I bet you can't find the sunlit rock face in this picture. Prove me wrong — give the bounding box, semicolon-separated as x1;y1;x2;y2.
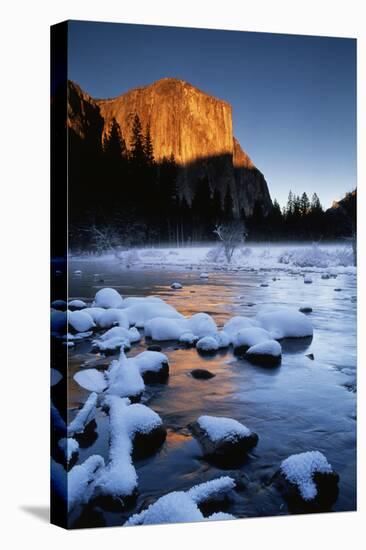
68;78;272;216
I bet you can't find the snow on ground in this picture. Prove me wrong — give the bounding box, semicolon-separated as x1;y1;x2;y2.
280;451;334;501
70;243;355;274
196;415;251;442
125;476;235;526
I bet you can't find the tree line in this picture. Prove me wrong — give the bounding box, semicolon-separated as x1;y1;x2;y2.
68;114;355;252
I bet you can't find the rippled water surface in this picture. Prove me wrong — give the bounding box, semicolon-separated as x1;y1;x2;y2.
66;260;357;526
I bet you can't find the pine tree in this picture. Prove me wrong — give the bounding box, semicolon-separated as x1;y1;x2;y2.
103;118;126;158
300;192;310;217
130;114;145;166
286;190;294;217
144;124;154;166
223;186;234;221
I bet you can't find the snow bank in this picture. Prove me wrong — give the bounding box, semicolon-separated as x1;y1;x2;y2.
256;308;313;339
93;288;123;308
196;416;251;442
68;455;105;510
68;392;98;436
68;310;95;332
280;451;334;501
125;476;235;526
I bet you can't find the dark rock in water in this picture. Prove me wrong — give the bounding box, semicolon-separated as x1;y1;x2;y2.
189;421;258;468
244;352;282;367
299;306;313;313
93;490;137;513
147;344;162;352
170;282;183;289
260;283;269;287
273;470;339;513
321;273;331;280
190;369;216;380
51;299;67;311
334;288;342;292
132;425;167;460
246;302;255;307
73;419;98;448
306;353;315;360
141;362;169;384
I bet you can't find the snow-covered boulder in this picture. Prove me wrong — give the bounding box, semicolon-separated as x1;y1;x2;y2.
51;368;62;387
93;288;123;309
189;313;217;338
68;310;95;333
68;392;98;437
171;282;183;289
196;336;219;354
133;351;169;383
68;455;105;512
82;307;105;324
304;275;313;284
58;437;79;467
233;327;272;355
124;301;183;328
245;340;282;367
68;299;87;311
190;415;258;466
51;299;67;311
125;476;236;526
92;326;140;353
97;308;129;329
145;317;185;341
105;353;145;401
256;308;313;339
200;272;209;279
94;396;165;509
179;332;198;346
274;451;339;511
223;316;257;341
214;331;231;348
74;369;108;393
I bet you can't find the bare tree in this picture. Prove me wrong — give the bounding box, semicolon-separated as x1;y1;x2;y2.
88;223;126;259
213;220;247;263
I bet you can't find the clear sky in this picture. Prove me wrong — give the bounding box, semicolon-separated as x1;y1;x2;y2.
68;20;356;209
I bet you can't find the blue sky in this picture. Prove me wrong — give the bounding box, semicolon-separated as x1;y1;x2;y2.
68;20;356;209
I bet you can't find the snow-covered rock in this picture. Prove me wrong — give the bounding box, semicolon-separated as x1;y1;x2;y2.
83;307;106;324
68;310;95;333
92;326;140;353
200;272;209;278
74;369;108;393
189;313;217;338
275;451;339;510
214;331;231;348
190;415;258;465
68;299;87;311
145;317;185;341
68;392;98;436
58;437;79;465
304;275;313;284
133;350;169;383
179;332;198;346
223;316;257;341
93;288;123;309
68;455;105;511
256;308;313;339
233;327;272;355
171;282;183;289
105;353;145;400
97;308;129;329
51;299;67;310
124;301;183;328
245;340;282;367
51;368;62;387
125;476;235;526
196;336;219;353
94;396;165;508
